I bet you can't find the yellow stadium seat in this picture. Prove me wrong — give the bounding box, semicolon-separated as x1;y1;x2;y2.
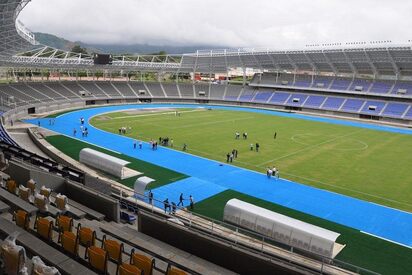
1;243;25;275
166;265;188;275
131;250;154;275
102;236;123;265
77;225;96;248
119;263;142;275
56;215;73;233
35;217;53;241
13;210;30;230
87;246;108;274
61;231;79;256
6;179;17;194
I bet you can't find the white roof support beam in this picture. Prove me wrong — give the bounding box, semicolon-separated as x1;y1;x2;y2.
364;49;379;78
342;51;358;76
387;49;400;78
321;51;338;75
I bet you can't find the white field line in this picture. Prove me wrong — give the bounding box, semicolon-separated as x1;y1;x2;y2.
170;145;412;209
361;231;412;249
171;116;255;129
91;112;411;209
95;113;223;127
280;171;412;208
291;134;369;151
258;129;365;166
107;108;204;120
96;115;255;131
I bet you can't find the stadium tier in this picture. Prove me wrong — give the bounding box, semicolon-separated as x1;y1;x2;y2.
0;80;411;122
252;72;412;97
0;1;411;274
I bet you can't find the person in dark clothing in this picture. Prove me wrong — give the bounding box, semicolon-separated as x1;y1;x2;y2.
226;153;230;163
256;143;260;152
274;132;277;139
163;198;170;213
148;190;153;204
177;193;184;206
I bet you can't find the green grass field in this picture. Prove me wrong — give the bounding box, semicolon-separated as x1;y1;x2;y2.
90;107;412;212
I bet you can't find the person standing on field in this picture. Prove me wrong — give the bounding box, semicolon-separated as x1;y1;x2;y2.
178;193;184;207
189;195;194;210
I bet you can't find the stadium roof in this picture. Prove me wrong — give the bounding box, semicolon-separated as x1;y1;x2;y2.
2;0;412;78
0;0;36;58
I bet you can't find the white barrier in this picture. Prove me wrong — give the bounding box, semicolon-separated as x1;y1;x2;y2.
224;199;341;258
79;148;129;179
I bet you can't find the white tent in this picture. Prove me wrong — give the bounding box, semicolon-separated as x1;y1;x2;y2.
134;176;155;197
79;148;130;179
224;199;341;258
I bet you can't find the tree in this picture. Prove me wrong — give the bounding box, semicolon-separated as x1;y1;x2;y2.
71;45;88;55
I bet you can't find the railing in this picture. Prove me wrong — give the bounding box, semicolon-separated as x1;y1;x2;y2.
115;184;380;275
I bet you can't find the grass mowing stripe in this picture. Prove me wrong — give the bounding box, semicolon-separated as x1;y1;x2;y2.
45;135;188;189
258;129;364;165
192;190;412;275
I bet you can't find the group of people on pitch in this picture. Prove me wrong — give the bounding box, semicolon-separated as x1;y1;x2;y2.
266;166;280;179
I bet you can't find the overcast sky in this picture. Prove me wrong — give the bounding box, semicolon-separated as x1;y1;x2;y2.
18;0;412;49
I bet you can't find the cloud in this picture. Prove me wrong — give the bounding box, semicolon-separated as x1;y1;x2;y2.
18;0;412;49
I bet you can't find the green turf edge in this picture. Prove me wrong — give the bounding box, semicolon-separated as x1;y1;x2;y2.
192;190;412;275
45;135;188;189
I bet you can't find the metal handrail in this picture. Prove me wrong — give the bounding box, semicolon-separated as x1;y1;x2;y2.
117;185;380;275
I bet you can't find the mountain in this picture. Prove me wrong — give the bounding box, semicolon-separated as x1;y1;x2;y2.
34;32;77;51
34;32;223;55
81;43;222;55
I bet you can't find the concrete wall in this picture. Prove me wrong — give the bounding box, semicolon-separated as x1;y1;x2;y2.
84;174;112;196
66;180;120;222
138;211;307;275
6;160;66;193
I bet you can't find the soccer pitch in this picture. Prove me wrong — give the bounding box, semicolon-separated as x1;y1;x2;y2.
90;107;412;212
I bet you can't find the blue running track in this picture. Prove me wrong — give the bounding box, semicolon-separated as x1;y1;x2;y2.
26;104;412;248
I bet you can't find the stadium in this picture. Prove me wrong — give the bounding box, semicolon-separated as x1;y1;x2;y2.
0;0;411;274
